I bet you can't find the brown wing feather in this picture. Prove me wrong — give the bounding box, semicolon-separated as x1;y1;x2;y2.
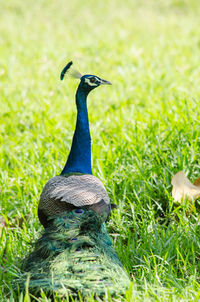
38;174;110;221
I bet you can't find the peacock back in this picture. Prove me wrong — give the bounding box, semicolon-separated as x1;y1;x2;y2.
38;174;111;227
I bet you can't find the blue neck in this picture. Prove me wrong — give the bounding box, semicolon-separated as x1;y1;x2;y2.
61;86;92;175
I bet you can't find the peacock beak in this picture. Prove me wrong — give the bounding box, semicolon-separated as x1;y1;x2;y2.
100;79;112;85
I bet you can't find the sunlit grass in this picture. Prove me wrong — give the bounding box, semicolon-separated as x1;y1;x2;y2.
1;0;200;300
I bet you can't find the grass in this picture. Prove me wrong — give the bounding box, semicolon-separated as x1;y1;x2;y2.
1;0;200;300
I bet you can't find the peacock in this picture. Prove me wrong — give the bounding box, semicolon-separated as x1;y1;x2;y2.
16;62;130;299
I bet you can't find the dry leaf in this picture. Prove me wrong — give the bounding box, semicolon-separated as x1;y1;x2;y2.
193;177;200;187
171;171;200;203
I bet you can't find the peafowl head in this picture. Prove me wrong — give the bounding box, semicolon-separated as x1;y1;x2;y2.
60;61;111;95
79;74;111;93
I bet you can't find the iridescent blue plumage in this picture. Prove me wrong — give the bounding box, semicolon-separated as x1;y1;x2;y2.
61;86;92;175
60;64;111;176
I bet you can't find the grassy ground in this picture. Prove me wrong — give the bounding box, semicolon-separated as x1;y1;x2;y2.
1;0;200;300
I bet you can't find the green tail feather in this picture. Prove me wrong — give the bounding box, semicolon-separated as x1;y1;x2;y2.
16;209;130;298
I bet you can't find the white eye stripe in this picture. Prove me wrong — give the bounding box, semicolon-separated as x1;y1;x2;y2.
84;78;98;86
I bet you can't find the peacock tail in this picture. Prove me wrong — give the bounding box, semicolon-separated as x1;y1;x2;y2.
16;209;130;298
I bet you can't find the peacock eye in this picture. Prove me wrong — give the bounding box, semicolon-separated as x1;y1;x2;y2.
90;77;96;83
74;209;84;214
